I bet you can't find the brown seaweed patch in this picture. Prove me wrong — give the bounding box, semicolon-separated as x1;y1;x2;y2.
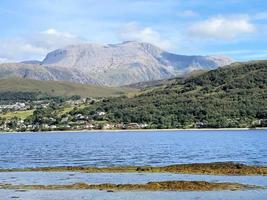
159;162;267;175
1;162;266;175
0;181;262;191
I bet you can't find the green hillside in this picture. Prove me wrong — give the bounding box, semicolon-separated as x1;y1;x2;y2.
76;60;267;128
0;78;138;99
126;70;207;89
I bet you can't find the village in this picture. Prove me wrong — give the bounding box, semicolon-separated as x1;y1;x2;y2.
0;97;266;133
0;98;149;132
0;119;149;132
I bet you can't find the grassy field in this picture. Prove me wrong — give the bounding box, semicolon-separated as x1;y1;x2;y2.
0;78;139;98
60;104;87;115
1;109;34;120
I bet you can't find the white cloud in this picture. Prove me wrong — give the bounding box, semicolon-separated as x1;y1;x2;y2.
0;29;84;62
0;38;47;62
30;28;85;51
176;10;198;17
119;22;171;50
188;16;255;40
254;12;267;20
0;57;11;63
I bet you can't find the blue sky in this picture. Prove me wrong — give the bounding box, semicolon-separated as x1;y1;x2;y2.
0;0;267;62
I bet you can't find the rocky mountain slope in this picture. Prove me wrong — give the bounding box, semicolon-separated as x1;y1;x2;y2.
0;63;100;85
0;41;233;86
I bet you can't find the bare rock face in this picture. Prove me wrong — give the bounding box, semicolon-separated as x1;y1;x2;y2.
0;63;100;85
1;41;233;86
42;41;233;86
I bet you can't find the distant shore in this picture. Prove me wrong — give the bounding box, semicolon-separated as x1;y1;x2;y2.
0;127;266;134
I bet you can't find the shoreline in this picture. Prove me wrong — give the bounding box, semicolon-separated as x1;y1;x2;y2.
0;127;266;134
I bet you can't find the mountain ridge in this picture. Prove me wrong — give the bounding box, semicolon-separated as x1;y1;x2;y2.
0;41;233;86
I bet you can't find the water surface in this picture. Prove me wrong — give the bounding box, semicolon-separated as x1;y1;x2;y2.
0;130;266;169
0;172;266;186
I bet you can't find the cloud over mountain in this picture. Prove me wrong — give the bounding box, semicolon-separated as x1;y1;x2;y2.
119;23;171;50
0;29;84;62
188;16;255;40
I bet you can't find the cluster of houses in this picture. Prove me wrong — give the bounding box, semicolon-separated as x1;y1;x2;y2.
0;102;30;112
0;98;98;113
0;121;149;132
66;98;100;106
0;101;51;113
258;119;267;127
0;120;32;132
0;109;149;132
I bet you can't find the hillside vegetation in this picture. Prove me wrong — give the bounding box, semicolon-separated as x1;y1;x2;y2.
0;78;137;100
76;61;267;128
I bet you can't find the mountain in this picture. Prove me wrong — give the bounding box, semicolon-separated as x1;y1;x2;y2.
0;77;137;99
41;41;232;86
0;41;233;86
79;60;267;128
20;60;42;65
0;63;100;85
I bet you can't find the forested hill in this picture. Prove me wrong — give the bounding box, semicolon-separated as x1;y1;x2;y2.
79;60;267;128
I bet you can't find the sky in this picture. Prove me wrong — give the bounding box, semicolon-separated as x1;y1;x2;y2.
0;0;267;62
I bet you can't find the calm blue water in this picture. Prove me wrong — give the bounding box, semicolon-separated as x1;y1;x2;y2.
0;130;266;169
